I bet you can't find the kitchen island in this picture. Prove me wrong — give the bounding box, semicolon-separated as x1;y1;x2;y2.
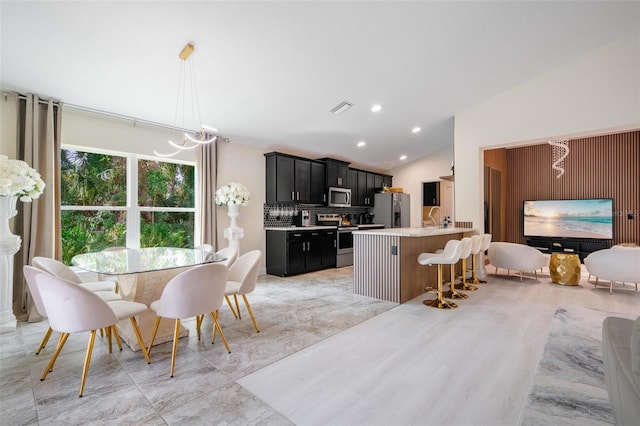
353;227;474;303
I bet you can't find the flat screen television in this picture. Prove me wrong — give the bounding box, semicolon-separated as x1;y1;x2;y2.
523;199;613;239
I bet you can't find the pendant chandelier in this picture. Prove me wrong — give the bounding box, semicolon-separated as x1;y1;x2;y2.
154;43;217;157
548;139;570;178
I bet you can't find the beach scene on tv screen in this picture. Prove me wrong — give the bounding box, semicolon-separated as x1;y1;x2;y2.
524;199;613;239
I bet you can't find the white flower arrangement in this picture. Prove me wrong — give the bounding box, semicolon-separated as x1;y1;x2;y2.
0;155;46;202
215;182;250;206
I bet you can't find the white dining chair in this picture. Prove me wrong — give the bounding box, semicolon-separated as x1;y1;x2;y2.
216;246;238;268
147;263;230;377
224;250;262;332
32;256;119;297
34;273;150;397
23;265;54;355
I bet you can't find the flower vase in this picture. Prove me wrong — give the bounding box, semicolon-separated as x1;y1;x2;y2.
0;195;22;332
227;203;240;230
223;203;244;255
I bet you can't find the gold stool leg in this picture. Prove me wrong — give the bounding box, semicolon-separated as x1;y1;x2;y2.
423;265;458;309
471;254;487;284
211;311;231;353
443;263;468;299
454;258;478;291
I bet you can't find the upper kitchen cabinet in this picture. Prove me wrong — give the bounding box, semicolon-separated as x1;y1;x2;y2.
320;158;350;188
265;152;324;204
351;169;393;206
309;161;326;204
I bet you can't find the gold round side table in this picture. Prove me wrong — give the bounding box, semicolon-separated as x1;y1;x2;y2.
549;253;581;286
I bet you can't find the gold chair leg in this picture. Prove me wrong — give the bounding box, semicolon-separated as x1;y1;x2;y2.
210;311;231;353
233;295;241;319
242;295;260;333
112;326;123;351
443;263;468;299
147;316;162;357
424;265;457;309
195;314;203;341
170;319;180;377
106;327;113;353
225;295;238;318
129;317;150;364
79;330;97;397
42;333;69;380
36;327;54;355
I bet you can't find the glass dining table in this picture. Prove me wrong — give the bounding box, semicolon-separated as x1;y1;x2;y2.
72;247;225;351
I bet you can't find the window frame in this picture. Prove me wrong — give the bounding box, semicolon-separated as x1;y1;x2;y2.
61;144;198;250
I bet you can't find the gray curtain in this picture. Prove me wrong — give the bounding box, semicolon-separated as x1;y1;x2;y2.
197;140;218;251
13;94;62;322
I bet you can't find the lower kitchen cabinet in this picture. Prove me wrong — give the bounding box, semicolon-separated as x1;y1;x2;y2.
266;229;337;276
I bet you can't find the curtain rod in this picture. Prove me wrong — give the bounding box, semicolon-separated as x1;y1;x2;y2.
1;91;200;134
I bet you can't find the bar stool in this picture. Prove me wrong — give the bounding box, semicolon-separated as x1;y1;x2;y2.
452;237;478;292
418;239;463;310
442;237;471;299
470;235;485;284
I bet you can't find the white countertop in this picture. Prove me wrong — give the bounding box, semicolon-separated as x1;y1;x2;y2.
265;224;386;232
354;227;473;237
265;226;337;231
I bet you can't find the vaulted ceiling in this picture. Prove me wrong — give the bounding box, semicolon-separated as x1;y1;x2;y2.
2;1;638;170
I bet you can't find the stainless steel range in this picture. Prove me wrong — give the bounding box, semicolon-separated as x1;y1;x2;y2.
316;213;357;267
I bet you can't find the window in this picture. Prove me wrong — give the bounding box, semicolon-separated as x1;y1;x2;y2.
61;147;195;264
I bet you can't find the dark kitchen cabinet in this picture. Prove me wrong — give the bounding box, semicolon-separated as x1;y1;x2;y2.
265;152;324;204
382;174;393;189
322;158;350;188
354;170;377;206
310;161;326;204
320;229;337;268
266;229;336;276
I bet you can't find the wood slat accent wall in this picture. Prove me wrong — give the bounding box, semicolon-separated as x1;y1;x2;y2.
505;131;639;245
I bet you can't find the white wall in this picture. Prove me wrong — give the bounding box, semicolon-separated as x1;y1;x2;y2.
454;31;640;234
216;141;266;257
386;146;454;228
0;96;17;159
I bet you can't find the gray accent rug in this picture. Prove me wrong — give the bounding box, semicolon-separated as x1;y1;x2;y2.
520;305;632;425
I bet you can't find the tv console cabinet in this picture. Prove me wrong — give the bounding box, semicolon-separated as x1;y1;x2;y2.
525;238;610;262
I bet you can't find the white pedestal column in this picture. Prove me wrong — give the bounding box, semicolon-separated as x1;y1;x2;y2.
0;196;21;333
223;204;244;255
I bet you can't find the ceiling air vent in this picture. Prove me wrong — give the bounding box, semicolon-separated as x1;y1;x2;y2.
330;101;353;115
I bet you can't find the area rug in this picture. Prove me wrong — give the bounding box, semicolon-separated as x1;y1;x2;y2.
520;305;634;425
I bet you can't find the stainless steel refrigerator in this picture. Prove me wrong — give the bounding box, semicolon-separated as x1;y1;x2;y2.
373;192;410;228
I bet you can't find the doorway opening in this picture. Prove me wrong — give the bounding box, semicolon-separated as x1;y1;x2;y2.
422;179;454;227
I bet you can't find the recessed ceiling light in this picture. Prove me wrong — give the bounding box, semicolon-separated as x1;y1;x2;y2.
330;101;353;115
371;104;383;113
357;141;366;148
400;155;407;160
412;127;421;133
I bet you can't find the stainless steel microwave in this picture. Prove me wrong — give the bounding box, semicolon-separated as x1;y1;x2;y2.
328;186;351;207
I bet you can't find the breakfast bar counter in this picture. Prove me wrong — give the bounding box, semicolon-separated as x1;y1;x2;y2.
353;227;474;303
